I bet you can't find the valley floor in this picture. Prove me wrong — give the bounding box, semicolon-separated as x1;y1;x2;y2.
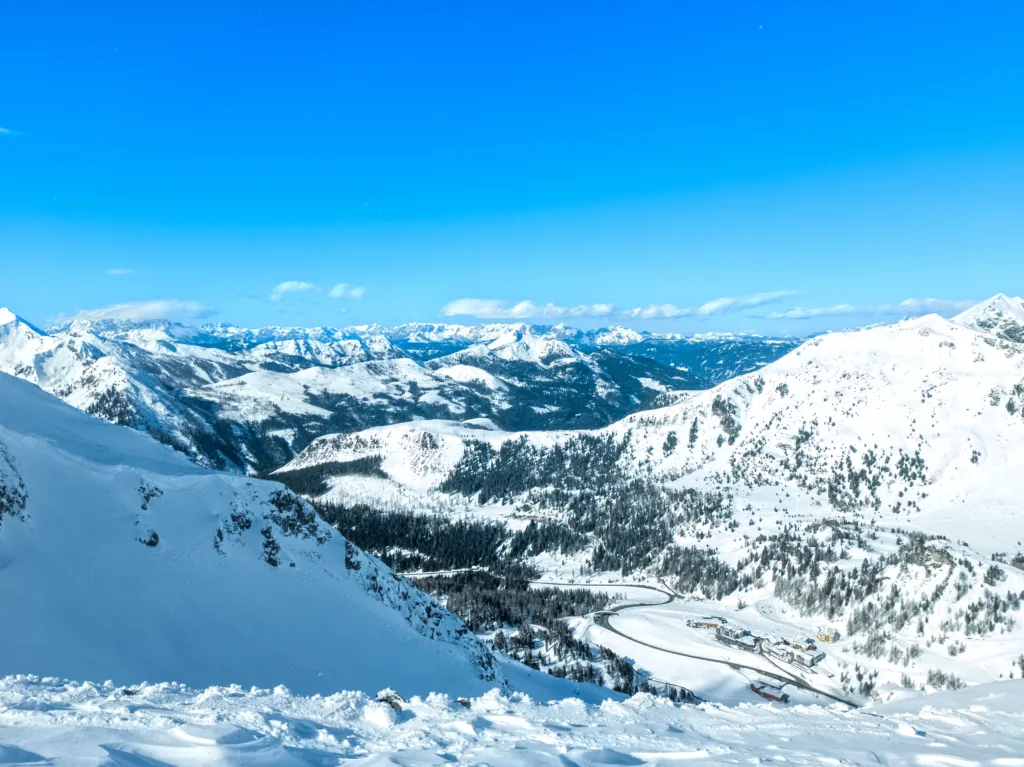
1;675;1023;765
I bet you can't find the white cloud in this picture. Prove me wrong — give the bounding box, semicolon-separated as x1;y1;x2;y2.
895;298;976;315
622;291;796;320
67;300;215;323
328;283;366;300
621;304;693;320
105;268;137;276
443;291;798;322
441;298;614;320
767;298;976;320
567;303;614;318
697;290;798;315
269;281;315;301
766;304;860;320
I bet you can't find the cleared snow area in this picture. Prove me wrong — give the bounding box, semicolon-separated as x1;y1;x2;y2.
434;364;509;391
0;675;1022;765
635;376;669;393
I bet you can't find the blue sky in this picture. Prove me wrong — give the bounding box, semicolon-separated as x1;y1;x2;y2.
2;1;1022;334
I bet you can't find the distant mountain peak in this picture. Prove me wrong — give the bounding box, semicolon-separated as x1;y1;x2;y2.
953;294;1024;343
0;308;47;336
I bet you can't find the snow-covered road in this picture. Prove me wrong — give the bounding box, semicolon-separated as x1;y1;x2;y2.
536;580;858;707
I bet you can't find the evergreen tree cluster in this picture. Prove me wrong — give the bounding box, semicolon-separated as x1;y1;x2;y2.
272;456;388;496
414;571;609;633
415;570;652;695
437;433;735;579
85;386;136;427
315;501;518;574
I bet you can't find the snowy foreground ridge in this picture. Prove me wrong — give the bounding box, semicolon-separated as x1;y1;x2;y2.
1;676;1023;766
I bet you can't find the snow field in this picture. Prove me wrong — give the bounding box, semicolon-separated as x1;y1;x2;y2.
1;675;1023;765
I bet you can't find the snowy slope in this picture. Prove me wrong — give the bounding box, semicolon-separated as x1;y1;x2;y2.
0;371;516;698
0;675;1022;765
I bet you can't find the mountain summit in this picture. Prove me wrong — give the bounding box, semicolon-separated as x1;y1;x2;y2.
953;293;1024;343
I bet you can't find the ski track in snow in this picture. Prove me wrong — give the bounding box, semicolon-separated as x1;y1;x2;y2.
1;676;1023;765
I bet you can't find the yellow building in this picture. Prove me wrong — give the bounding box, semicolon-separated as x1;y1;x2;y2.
817;628;840;643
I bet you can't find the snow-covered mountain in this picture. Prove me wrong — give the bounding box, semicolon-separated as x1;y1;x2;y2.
276;297;1024;698
0;370;517;697
1;311;713;472
953;292;1024;343
376;321;801;385
283;299;1024;547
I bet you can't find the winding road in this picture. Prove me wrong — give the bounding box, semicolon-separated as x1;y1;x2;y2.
535;580;861;708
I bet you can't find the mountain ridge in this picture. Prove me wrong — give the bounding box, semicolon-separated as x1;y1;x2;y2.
2;308;779;473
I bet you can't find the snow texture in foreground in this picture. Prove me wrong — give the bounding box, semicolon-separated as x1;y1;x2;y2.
0;675;1023;765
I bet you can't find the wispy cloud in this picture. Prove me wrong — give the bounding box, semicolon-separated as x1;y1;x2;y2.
621;304;692;320
767;298;976;320
0;127;16;136
623;291;797;320
269;281;315;301
441;298;614;320
697;290;798;315
105;268;137;276
443;291;797;321
328;283;366;300
66;299;215;323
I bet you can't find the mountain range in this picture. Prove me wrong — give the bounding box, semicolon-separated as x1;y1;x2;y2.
0;311;796;473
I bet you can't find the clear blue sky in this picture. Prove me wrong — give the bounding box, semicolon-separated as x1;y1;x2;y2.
2;1;1022;333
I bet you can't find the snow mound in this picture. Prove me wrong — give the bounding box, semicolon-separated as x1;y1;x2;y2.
0;675;1021;765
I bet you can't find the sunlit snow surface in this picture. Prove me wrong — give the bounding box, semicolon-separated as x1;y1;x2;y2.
1;676;1023;765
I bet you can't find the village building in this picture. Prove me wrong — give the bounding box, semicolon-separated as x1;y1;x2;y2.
817;627;841;643
764;642;825;668
789;637;818;652
686;616;726;629
750;680;790;703
714;624;763;652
